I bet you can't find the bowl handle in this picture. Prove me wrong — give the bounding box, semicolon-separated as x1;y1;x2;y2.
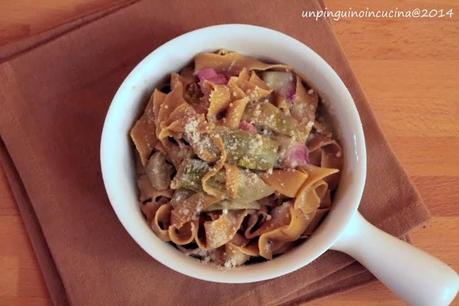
331;211;458;306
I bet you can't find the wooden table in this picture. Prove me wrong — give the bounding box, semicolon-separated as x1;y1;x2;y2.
0;1;458;305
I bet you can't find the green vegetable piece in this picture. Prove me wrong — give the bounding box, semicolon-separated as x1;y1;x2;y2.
243;102;296;136
171;159;225;192
171;157;274;202
203;169;274;210
171;159;209;191
235;169;274;202
216;127;279;171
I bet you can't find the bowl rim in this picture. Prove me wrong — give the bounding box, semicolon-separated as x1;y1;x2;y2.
100;23;367;283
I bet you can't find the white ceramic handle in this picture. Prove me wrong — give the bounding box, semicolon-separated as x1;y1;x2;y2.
332;212;459;306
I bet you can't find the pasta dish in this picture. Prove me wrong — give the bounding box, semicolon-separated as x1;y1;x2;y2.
130;50;342;267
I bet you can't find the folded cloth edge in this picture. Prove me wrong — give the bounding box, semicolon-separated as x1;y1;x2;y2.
0;0;139;63
0;137;69;306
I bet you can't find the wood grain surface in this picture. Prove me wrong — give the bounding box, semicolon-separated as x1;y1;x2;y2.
0;0;458;305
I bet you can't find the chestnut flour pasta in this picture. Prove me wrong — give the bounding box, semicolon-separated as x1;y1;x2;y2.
130;50;343;267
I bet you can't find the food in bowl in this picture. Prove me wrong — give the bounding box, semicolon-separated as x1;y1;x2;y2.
130;50;343;267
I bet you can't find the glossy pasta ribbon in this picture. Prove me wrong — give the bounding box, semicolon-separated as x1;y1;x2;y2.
196;210;249;250
261;169;308;198
294;165;338;215
258;204;308;259
130;90;163;165
194;51;288;75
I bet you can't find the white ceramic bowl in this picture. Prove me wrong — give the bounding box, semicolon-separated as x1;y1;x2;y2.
101;24;458;305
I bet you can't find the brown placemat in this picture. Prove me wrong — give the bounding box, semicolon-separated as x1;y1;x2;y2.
0;0;138;63
0;0;429;305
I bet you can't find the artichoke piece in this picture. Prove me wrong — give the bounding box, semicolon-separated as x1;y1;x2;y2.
216;127;279;171
235;169;274;202
145;152;174;190
205;169;273;207
171;159;209;191
171;159;225;192
243;102;296;136
171;158;274;201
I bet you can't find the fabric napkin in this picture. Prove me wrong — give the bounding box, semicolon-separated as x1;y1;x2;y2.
0;0;430;305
